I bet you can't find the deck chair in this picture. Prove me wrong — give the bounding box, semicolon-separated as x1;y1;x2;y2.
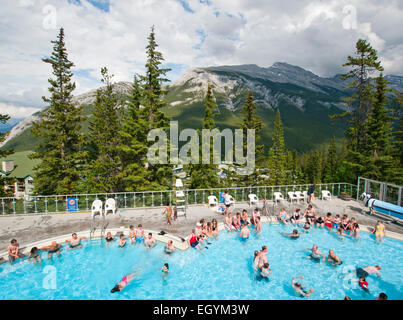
104;198;117;216
208;195;218;207
248;194;258;206
288;192;298;203
294;191;305;202
273;192;285;204
321;190;332;200
91;199;103;219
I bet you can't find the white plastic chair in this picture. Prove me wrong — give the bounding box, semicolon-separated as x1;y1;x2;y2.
294;191;304;202
288;192;298;203
248;194;258;206
104;198;117;216
91;199;103;219
273;192;285;204
321;190;332;200
208;195;218;207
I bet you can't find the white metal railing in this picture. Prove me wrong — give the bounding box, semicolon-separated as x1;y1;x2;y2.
0;182;357;215
357;177;402;206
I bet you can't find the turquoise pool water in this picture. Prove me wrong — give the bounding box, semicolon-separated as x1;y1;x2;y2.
1;223;402;300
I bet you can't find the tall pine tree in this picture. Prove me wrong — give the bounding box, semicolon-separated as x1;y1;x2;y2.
30;28;86;195
85;67;122;193
268;110;287;185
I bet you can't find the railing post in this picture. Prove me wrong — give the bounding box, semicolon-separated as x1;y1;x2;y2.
12;198;16;215
55;196;58;212
23;198;27;214
45;198;48;213
2;199;5;215
152;192;154;207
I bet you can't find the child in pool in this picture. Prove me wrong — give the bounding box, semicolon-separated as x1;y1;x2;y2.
118;234;127;247
111;273;136;293
158;263;170;278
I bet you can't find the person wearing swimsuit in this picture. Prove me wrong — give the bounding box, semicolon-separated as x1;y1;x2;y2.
105;232;115;243
281;229;306;239
373;221;385;242
135;224;145;243
326;249;342;266
332;214;341;229
324;213;333;229
253;216;262;235
7;239;25;264
165;240;175;254
290;209;302;225
111;273;136;293
304;205;316;225
278;208;288;224
40;241;62;259
301;245;325;262
158;263;170;278
65;233;86;249
261;197;269;216
118;234;127;247
28;247;41;263
188;229;202;250
129;226;136;244
162;204;173;227
292;276;314;297
211;219;219;239
239;224;250;243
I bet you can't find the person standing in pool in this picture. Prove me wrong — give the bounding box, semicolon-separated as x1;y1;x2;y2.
261;197;269;216
301;245;325;262
145;233;156;249
254;216;262;235
40;241;62;259
165;240;175;254
326;249;342;266
238;224;250;243
351;222;360;240
118;234;127;247
65;233;86;249
372;220;385;242
7;239;25;264
135;224;145;243
111;273;136;293
211;219;219;239
292;276;314;297
28;247;42;264
257;263;272;281
258;245;269;268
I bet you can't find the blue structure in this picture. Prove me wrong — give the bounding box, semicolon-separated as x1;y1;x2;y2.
369;199;403;220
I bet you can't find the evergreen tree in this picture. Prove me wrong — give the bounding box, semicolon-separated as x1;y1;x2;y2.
30;28;87;195
85;67;122;193
268;110;287;185
140;25;172;190
238;91;264;186
117;74;151;191
189;84;220;189
337;39;383;181
323;136;337;182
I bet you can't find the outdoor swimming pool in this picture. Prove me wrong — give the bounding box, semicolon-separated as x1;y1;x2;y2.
1;223;402;300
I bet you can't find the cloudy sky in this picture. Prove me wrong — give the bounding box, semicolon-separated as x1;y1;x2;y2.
1;0;402;119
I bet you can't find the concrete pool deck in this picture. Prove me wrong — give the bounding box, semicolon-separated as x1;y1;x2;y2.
0;197;402;262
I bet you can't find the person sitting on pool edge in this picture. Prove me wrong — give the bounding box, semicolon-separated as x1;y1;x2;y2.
111;273;136;293
65;233;86;249
135;224;145;243
188;229;203;250
281;229;306;239
145;233;156;249
7;239;25;264
165;240;175;254
292;276;314;297
278;208;288;224
326;249;342;266
105;232;115;243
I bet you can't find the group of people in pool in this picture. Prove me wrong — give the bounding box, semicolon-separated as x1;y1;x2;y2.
277;205;386;242
6;233;85;264
187;218;219;250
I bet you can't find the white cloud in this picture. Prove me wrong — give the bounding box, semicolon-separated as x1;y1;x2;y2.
0;102;40;118
0;0;402;120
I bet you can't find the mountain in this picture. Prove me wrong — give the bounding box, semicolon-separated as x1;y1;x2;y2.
1;62;402;155
0;118;23;133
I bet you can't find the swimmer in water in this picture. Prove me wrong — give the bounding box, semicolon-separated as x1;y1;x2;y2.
65;233;86;249
292;276;314;297
238;224;250;243
300;245;325;262
40;241;62;259
111;273;136;293
118;234;127;247
358;276;370;293
165;240;175;254
326;249;342;266
281;229;306;239
145;233;156;249
257;263;272;281
158;263;170;279
28;247;42;264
